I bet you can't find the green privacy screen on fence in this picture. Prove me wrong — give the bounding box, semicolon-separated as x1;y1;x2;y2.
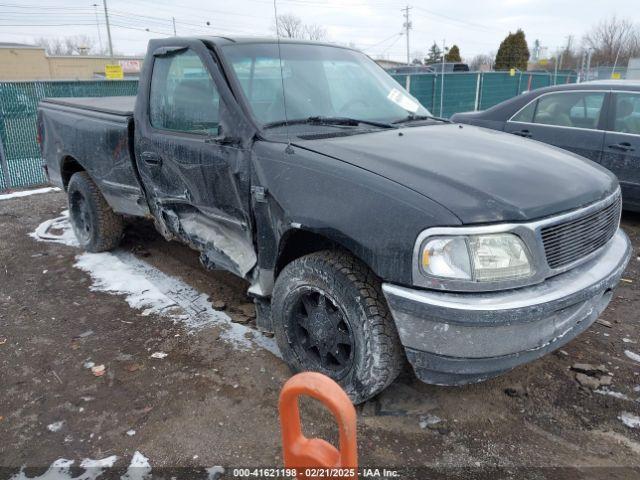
392;71;577;117
0;80;138;191
0;73;576;191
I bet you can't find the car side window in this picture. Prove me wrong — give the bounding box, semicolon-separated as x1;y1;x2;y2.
532;91;605;129
511;100;536;123
149;49;220;134
611;92;640;135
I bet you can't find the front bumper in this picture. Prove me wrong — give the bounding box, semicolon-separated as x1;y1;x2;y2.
382;229;632;385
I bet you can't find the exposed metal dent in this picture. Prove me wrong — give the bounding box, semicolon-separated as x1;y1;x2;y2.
177;212;256;278
247;268;274;297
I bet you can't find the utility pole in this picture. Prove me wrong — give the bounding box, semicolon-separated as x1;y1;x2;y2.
402;5;412;65
92;4;103;53
102;0;114;59
172;17;177;36
440;38;446;117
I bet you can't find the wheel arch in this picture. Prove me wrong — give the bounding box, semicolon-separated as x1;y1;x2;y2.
60;155;86;190
274;227;375;280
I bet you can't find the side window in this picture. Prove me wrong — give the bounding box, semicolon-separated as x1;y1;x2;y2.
511;100;536;123
532;91;605;129
612;92;640;135
149;49;220;134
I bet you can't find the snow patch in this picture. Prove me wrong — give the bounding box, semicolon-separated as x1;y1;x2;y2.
619;412;640;428
0;186;60;201
120;451;151;480
47;421;64;432
206;466;225;480
79;456;118;469
30;211;78;247
625;350;640;363
30;214;279;355
10;455;116;480
596;389;631;401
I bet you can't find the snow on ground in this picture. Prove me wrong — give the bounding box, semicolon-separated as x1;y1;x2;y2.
30;213;279;356
10;455;117;480
0;187;60;201
595;389;632;401
625;350;640;363
119;451;150;480
9;452;224;480
620;412;640;429
29;211;78;247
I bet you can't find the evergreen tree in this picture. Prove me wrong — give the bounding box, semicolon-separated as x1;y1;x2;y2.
495;29;530;70
425;42;442;64
445;44;461;62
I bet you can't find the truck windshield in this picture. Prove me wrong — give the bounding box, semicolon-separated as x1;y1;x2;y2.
222;43;431;129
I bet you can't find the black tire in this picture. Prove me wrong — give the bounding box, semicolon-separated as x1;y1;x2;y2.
67;171;124;252
272;250;404;404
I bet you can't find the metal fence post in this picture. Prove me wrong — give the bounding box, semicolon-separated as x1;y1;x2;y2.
474;73;481;111
0;122;12;192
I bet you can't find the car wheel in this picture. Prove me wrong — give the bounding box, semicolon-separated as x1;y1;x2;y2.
67;171;124;252
272;250;404;404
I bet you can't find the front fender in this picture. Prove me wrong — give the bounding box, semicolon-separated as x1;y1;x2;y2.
252;141;461;286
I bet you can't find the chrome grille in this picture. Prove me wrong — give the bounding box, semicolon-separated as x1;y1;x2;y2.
541;194;621;270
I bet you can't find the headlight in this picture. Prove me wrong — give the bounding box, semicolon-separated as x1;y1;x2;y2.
420;233;532;282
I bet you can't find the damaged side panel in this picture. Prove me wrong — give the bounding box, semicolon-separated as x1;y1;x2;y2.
133;39;259;281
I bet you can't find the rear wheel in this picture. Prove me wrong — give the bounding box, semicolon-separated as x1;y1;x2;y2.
67;171;124;252
272;250;404;404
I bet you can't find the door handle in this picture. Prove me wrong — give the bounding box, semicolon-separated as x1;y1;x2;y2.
140;151;162;166
512;129;532;138
607;142;635;152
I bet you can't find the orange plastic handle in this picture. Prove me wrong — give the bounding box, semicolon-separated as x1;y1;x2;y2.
279;372;357;480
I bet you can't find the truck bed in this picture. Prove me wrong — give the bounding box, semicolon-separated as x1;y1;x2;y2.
40;96;135;116
38;95;147;218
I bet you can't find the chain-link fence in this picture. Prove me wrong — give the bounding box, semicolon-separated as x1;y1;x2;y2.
393;71;577;118
0;80;138;192
0;73;578;192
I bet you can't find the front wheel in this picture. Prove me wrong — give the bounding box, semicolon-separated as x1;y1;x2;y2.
272;250;404;404
67;171;124;252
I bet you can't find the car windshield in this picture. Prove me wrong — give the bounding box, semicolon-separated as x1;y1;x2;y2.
222;42;431;129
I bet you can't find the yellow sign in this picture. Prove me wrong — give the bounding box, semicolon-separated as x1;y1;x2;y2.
105;64;124;80
611;72;621;80
509;68;516;76
539;58;548;65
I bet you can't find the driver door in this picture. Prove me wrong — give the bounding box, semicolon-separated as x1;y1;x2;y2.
135;41;256;278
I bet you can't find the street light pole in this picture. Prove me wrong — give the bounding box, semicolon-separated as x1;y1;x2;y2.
172;17;177;36
102;0;114;59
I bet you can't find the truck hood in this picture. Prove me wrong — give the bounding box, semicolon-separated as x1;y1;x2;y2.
294;123;617;224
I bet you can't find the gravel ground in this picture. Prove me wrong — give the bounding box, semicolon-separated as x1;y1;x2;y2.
1;190;640;479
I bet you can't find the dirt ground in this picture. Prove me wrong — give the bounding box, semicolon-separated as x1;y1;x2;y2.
1;190;640;479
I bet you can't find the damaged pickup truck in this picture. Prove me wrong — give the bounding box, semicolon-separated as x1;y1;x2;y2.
38;37;632;403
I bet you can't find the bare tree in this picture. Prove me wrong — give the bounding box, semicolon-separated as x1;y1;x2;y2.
582;16;640;66
468;54;493;71
273;13;327;41
35;35;105;56
303;23;327;41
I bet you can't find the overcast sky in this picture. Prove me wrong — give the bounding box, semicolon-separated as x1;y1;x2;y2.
0;0;636;61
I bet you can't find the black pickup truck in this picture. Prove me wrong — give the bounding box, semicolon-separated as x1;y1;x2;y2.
38;37;632;403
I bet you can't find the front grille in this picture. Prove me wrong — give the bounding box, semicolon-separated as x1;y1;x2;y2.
541;194;621;270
